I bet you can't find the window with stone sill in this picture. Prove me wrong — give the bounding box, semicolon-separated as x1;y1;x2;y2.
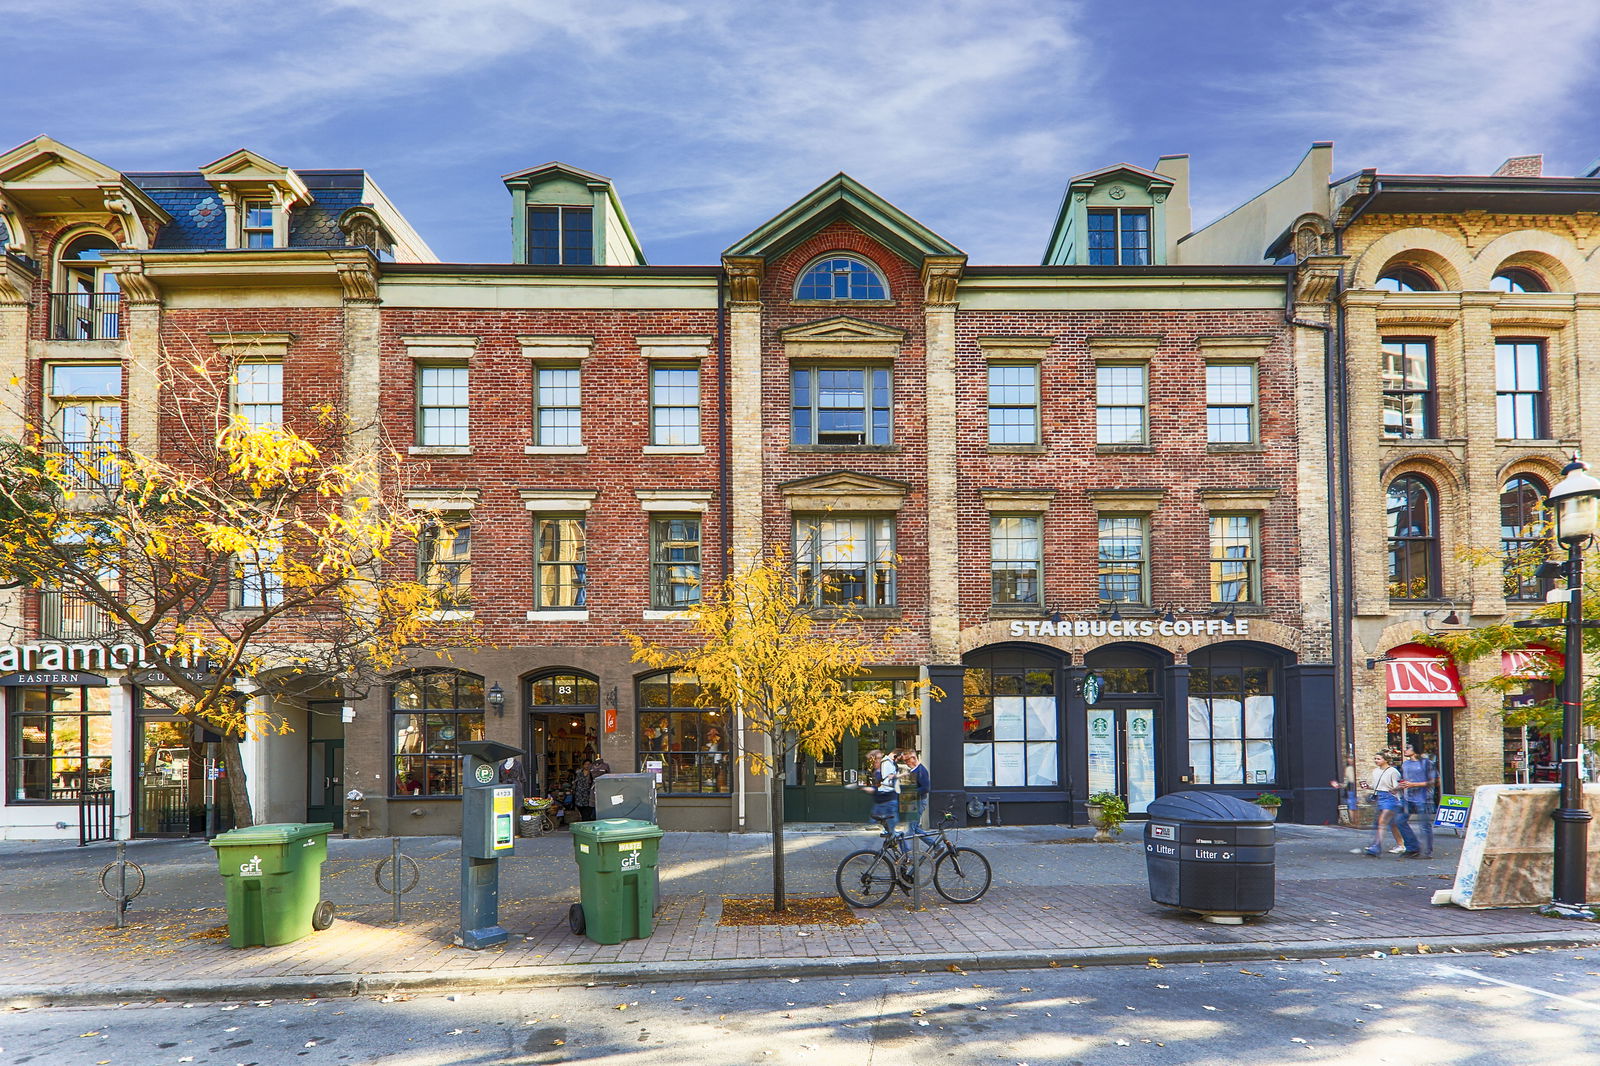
650;515;701;609
232;361;283;430
1496;340;1546;440
792;365;891;447
1097;515;1147;605
234;546;283;610
1381;338;1434;439
534;365;582;447
420;518;472;610
794;514;894;609
243;201;274;249
1209;514;1259;605
987;363;1039;446
991;514;1042;607
650;364;700;447
1501;475;1548;602
1205;363;1256;445
416;364;469;448
535;515;587;609
1387;474;1439;601
1096;363;1146;445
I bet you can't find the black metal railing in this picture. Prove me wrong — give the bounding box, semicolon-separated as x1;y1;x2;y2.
38;440;121;488
49;292;121;340
79;789;114;846
40;589;114;640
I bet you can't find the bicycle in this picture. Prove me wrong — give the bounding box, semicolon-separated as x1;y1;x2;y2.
835;810;992;907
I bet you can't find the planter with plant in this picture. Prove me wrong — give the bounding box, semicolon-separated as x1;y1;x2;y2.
1253;793;1283;821
1085;791;1128;841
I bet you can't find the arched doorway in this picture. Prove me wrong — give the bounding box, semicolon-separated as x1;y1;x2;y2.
1082;644;1168;814
525;671;600;799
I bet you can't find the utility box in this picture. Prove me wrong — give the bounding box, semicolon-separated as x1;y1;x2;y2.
1144;791;1275;924
593;773;658;822
209;822;335;948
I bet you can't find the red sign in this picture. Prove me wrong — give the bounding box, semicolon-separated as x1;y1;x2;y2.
604;707;617;734
1502;646;1562;681
1384;643;1465;707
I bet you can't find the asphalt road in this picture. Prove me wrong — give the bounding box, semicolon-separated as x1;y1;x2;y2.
5;947;1598;1066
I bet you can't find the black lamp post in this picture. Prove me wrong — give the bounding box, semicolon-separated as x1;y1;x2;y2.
1545;455;1600;908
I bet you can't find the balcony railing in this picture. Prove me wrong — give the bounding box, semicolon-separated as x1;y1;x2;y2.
39;589;115;640
49;292;121;341
38;440;121;489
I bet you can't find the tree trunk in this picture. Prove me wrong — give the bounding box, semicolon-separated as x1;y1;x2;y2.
770;773;786;914
220;734;255;828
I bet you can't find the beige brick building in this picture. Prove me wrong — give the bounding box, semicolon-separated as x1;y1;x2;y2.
1188;146;1600;798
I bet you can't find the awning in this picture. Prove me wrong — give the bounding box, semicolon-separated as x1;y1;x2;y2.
1384;643;1465;707
1502;646;1562;681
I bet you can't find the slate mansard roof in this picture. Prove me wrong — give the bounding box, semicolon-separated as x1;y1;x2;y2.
126;170;372;251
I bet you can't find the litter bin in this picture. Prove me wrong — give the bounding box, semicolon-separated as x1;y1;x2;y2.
1144;792;1274;924
593;773;658;822
209;822;336;948
569;817;664;945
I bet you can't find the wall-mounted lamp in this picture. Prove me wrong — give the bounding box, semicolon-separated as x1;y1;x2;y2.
1364;655;1398;671
1423;607;1465;631
487;681;506;717
1162;608;1177;624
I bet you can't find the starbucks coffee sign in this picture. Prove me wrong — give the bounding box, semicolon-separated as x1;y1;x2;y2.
1008;617;1252;640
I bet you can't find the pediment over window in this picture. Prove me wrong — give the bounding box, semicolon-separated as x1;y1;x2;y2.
0;136;170;248
724;173;962;266
199;148;311;207
780;470;910;512
781;316;905;360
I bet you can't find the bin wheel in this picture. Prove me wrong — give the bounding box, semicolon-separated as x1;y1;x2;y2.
312;899;336;931
568;902;585;936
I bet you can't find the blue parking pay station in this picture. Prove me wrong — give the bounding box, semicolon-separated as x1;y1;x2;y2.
454;740;522;949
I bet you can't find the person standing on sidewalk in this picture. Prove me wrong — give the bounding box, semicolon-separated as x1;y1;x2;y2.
1361;751;1420;857
1400;742;1437;858
860;748;899;829
573;759;596;822
898;749;930;834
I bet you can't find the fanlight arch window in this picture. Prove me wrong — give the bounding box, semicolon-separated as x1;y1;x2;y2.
53;233;121;341
1501;475;1548;601
794;255;888;301
1375;266;1439;293
1387;474;1439;601
1492;268;1549;294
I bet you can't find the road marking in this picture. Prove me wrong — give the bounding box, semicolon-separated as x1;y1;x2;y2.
1432;964;1600;1012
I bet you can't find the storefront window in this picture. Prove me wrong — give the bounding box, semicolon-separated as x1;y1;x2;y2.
390;670;485;797
1188;647;1277;785
8;684;113;802
962;649;1059;788
638;670;728;795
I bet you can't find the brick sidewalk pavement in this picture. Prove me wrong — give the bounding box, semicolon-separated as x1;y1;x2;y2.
1;825;1593;1003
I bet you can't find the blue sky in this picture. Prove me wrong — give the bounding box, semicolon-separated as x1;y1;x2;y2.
3;0;1596;265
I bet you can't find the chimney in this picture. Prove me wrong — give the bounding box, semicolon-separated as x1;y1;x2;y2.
1492;154;1542;178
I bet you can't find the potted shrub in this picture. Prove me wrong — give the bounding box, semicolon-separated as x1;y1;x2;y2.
1085;791;1128;842
1253;792;1283;821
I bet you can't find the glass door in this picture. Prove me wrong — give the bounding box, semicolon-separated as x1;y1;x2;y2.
1085;706;1158;815
307;739;344;828
136;719;194;836
1386;709;1449;792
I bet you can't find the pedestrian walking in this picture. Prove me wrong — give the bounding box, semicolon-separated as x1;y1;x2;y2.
859;748;899;829
1360;750;1420;857
573;759;596;822
898;749;930;834
1400;742;1438;858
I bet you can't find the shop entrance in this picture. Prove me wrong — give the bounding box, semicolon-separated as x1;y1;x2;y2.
525;671;601;801
1085;706;1157;814
133;716;235;837
785;678;919;823
305;700;345;828
1385;709;1450;793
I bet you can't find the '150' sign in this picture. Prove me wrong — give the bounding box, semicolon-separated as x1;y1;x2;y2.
1384;645;1465;707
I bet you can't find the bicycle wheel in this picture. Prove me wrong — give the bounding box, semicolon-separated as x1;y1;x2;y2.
896;848;936;889
836;850;896;908
933;847;991;903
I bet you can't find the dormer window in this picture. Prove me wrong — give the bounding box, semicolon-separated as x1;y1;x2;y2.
795;256;888;301
527;206;592;265
243;201;274;248
1087;208;1150;265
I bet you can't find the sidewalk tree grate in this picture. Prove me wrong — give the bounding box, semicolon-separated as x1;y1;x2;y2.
719;895;864;927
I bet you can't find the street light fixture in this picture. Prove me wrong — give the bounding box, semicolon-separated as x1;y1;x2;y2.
487;682;506;718
1544;454;1600;909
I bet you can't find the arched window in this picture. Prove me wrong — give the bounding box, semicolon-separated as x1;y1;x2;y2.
54;233;121;341
637;670;728;795
1492;268;1549;293
1501;475;1548;601
794;255;888;301
390;670;486;797
1375;267;1439;293
1387;475;1439;601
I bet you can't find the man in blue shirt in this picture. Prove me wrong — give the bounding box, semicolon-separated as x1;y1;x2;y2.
898;749;931;834
1400;742;1438;859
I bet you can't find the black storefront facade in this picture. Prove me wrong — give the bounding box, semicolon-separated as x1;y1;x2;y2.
921;619;1337;827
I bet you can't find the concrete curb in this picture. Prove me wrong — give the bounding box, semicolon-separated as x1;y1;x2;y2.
5;930;1598;1008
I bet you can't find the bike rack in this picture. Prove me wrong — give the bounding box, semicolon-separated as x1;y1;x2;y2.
374;837;421;922
98;841;145;930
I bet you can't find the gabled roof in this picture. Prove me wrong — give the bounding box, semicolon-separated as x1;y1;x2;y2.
501;161;611;185
198;148;310;205
1065;162;1174;189
0;135;171;233
724;173;962;264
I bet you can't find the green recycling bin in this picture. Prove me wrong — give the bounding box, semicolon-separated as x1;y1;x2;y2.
569;818;664;945
209;822;336;948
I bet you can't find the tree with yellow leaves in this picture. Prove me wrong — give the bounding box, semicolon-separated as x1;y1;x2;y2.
628;552;934;913
0;356;467;827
